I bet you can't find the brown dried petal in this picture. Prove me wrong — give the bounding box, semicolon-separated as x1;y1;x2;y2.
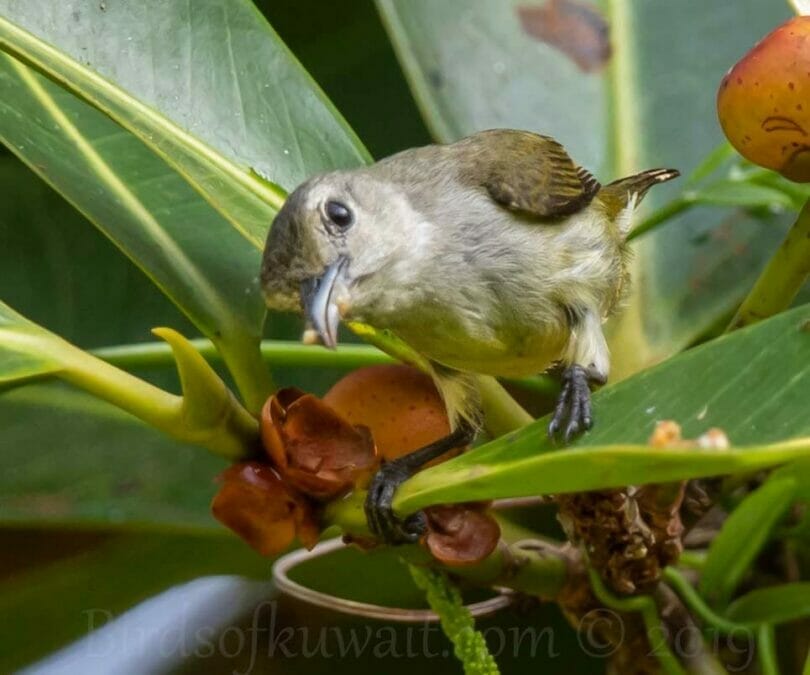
211;462;319;557
423;504;501;566
261;388;379;500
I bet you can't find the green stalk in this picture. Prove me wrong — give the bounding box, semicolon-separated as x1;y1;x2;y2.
93;339;394;370
211;333;274;414
65;330;258;460
91;337;555;411
57;341;182;432
757;625;781;675
477;376;534;436
588;569;687;675
677;550;707;571
323;493;570;599
663;568;752;634
728;199;810;331
4;320;259;459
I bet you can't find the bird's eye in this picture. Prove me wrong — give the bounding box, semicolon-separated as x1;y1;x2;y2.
325;200;354;229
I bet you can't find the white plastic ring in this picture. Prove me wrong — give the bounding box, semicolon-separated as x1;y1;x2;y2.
272;538;513;623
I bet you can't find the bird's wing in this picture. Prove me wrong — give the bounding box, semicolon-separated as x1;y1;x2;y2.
457;129;600;219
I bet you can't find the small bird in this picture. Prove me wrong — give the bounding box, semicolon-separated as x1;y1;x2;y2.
261;129;678;544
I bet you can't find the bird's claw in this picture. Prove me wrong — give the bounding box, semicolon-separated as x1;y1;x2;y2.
364;460;427;544
548;364;593;444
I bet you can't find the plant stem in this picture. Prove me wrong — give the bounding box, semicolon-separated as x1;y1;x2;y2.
324;493;571;599
758;624;781;675
477;376;534;437
60;339;182;431
213;333;274;414
91;339;553;420
92;339;395;370
53;330;257;460
728;198;810;331
677;550;707;570
588;569;687;675
663;568;752;634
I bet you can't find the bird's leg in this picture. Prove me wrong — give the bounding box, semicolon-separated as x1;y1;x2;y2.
548;365;605;443
365;421;475;544
548;307;609;444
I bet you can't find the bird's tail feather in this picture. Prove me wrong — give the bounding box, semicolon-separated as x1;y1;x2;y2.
600;168;680;211
597;168;680;236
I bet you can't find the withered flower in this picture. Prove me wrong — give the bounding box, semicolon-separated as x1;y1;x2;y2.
211;461;319;556
261;388;379;500
422;504;501;566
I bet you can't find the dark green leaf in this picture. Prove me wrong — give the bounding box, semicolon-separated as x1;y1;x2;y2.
0;1;370;244
0;300;62;383
699;473;798;608
394;305;810;512
0;382;226;529
0;57;272;407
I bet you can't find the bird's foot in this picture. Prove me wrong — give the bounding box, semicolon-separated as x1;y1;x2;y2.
364;460;427;544
548;364;593;444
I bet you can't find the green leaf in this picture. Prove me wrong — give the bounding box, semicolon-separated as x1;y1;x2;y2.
685;143;736;186
376;0;793;374
687;182;796;210
0;154;196;351
393;305;810;513
699;472;798;607
0;56;272;408
0;382;226;529
0;300;62;383
724;583;810;625
0;1;372;408
0;1;370;245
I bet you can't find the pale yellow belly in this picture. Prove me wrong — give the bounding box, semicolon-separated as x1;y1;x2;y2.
398;325;569;378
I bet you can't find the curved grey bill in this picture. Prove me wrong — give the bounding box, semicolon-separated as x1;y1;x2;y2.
300;256;348;349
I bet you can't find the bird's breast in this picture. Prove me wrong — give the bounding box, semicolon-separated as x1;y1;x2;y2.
382;305;570;378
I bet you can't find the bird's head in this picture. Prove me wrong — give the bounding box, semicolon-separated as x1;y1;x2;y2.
261;170;427;347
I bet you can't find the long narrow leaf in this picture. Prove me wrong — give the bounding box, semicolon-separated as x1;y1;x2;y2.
0;55;271;408
0;2;370;247
699;473;797;607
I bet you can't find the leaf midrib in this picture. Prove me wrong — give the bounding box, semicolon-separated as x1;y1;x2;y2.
0;12;284;249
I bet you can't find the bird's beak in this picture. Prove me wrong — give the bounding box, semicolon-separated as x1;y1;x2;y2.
300;256;349;350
